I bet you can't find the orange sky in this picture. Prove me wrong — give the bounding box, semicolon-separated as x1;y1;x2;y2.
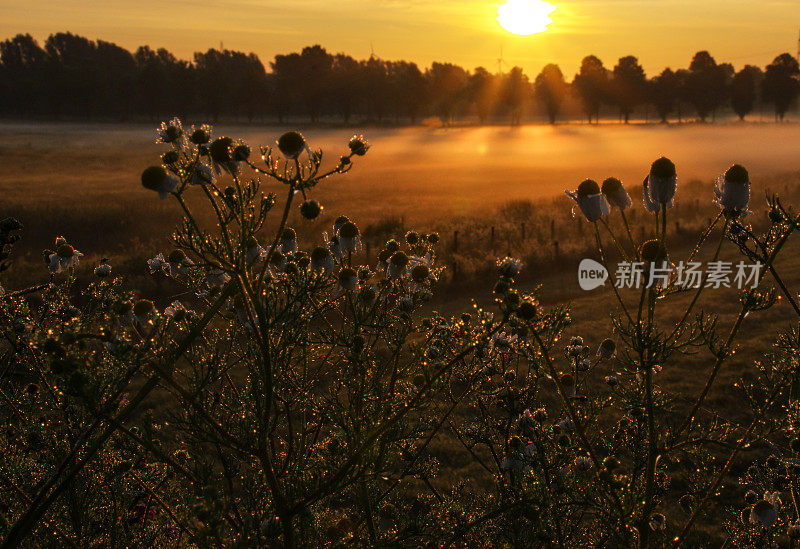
1;0;799;77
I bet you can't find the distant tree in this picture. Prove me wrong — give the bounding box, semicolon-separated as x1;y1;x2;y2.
388;61;426;124
329;53;361;123
685;51;728;122
649;68;680;123
501;66;529;125
611;56;647;123
730;66;760;121
762;53;800;121
271;45;333;122
572;55;608;123
467;66;498;125
0;34;47;116
534;64;567;124
44;32;103;117
426;62;469;124
362;57;391;122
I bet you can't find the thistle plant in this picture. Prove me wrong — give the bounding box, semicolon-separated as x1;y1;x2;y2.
2;121;800;548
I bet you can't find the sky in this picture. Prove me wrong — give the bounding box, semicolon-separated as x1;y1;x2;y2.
1;0;799;77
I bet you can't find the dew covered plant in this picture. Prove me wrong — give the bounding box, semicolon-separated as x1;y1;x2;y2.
1;121;800;547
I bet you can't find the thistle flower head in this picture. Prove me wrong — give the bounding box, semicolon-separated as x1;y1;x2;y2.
597;338;616;359
277;131;307;159
141;166;179;199
646;157;677;207
348;135;369;156
565;179;609;222
497;257;523;277
190;125;211;145
602;177;632;210
300;200;323;220
156;118;183;144
714;164;751;216
310;246;334;273
338;267;359;291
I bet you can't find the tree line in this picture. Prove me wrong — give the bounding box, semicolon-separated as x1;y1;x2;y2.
1;31;799;124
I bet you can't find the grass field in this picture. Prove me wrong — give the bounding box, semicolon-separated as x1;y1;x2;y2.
4;121;800;543
5;120;799;405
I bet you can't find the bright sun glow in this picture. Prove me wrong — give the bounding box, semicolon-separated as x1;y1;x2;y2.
497;0;556;35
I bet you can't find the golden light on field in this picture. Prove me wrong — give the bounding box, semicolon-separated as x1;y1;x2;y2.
496;0;556;35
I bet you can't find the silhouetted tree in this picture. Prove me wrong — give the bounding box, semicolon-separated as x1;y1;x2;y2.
730;66;760;121
501;66;529;125
762;53;800;121
272;45;333;122
387;60;426;123
685;51;728;122
573;55;608;123
427;62;469;124
329;53;361;123
611;56;647;123
649;68;679;123
534;64;567;124
0;34;47;116
468;67;498;125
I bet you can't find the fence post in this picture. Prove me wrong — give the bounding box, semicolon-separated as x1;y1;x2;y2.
521;222;526;240
490;226;495;249
453;230;459;253
554;241;560;259
550;218;555;239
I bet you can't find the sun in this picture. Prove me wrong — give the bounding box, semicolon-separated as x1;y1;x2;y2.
497;0;556;35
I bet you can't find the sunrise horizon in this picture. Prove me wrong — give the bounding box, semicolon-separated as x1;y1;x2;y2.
2;0;800;77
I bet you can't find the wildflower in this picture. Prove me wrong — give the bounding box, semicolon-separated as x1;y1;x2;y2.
167;249;194;275
497;257;523;277
94;262;112;278
156;118;183;144
642;176;660;213
602;177;632;210
133;299;155;322
649;513;667;531
574;455;593;472
714;164;751;216
597;338;616;359
560;373;576;396
147;253;171;276
338;267;359;291
605;375;618;387
232;144;250;162
141;166;179;199
277;131;307;159
190;163;216;186
387;251;410;279
300;199;323;220
750;492;781;527
164;301;188;322
565;179;610;222
189;124;212;145
516;299;538;320
268;250;287;272
333;215;351;235
310;246;335;273
208;137;239;175
338;222;361;254
348;135;370;156
279;228;298;254
405;231;420;246
48;239;83;272
245;236;266;264
646;157;677;208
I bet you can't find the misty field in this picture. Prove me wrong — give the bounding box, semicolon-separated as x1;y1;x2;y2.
4;120;800;546
4;120;800;277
